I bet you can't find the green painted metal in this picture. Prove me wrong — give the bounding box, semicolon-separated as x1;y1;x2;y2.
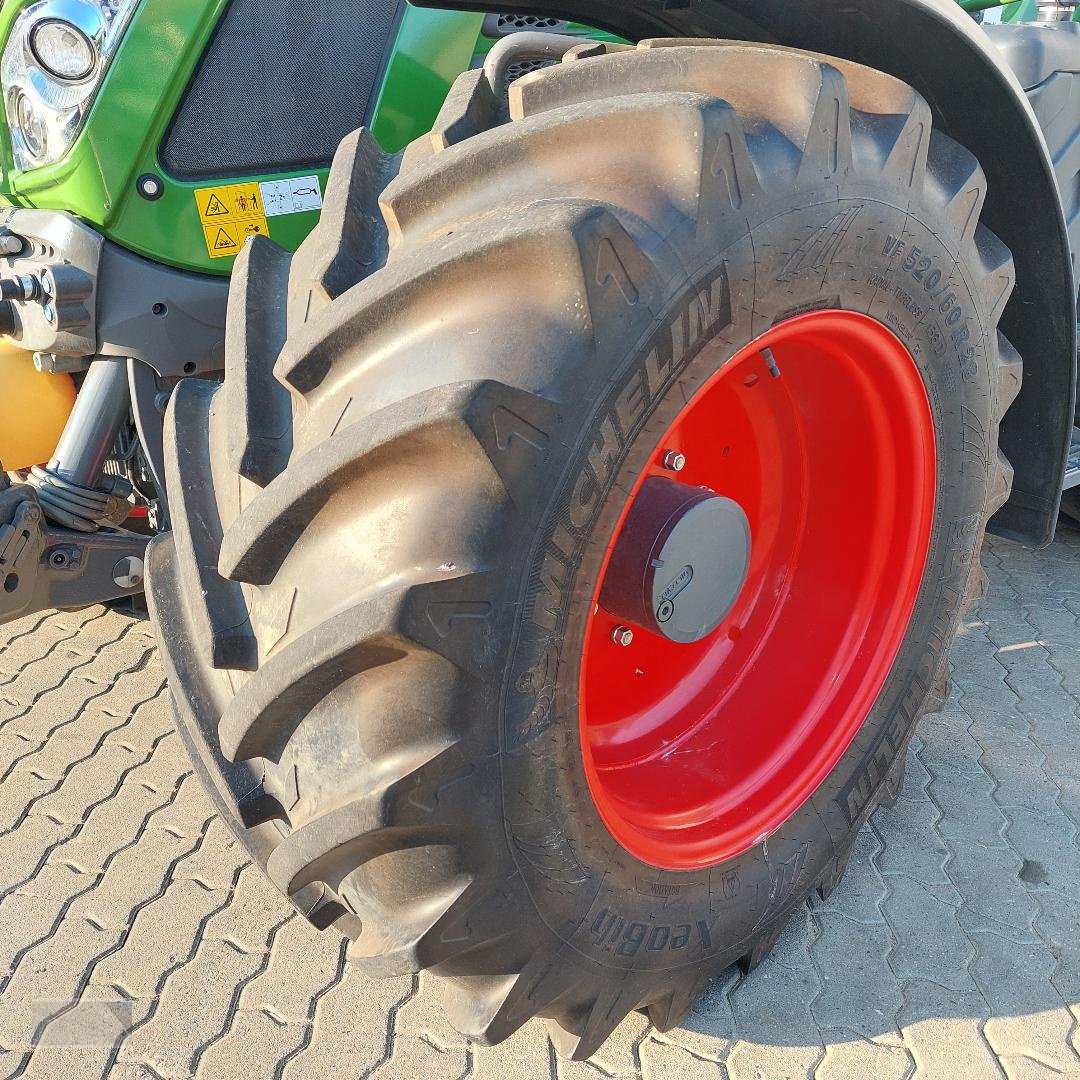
0;1;489;276
958;0;1014;12
961;0;1077;21
995;0;1079;20
0;0;232;273
371;11;620;154
371;6;486;152
1001;0;1040;20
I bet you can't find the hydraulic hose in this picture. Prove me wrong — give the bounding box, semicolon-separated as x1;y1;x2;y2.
29;357;132;531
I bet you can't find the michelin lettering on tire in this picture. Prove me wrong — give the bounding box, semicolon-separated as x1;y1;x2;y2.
511;261;733;748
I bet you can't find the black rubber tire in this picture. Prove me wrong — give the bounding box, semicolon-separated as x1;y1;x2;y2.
147;40;1021;1059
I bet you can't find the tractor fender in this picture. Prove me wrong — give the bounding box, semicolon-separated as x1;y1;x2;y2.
422;0;1076;545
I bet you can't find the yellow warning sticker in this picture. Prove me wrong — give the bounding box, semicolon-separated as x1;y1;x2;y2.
201;219;268;259
194;182;270;259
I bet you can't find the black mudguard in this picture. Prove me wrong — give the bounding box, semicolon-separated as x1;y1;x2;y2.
421;0;1077;545
985;21;1080;283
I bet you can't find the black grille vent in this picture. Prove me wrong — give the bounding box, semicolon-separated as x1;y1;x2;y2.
483;13;573;36
162;0;403;180
504;58;557;87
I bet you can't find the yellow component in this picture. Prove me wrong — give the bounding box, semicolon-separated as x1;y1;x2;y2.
194;181;264;223
195;181;269;259
201;219;269;259
0;341;76;472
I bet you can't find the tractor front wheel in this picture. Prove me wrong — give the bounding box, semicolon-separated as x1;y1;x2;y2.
148;40;1021;1059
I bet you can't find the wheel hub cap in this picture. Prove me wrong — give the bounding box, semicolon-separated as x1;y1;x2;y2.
599;477;752;644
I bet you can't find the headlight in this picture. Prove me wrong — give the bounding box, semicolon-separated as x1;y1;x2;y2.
14;91;48;159
30;19;97;81
1;0;140;172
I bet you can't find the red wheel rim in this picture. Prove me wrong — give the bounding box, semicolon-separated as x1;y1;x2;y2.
579;311;936;870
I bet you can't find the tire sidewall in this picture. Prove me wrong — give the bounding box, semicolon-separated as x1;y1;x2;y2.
498;190;995;975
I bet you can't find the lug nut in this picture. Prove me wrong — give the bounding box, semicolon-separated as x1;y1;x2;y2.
662;450;686;472
611;625;634;647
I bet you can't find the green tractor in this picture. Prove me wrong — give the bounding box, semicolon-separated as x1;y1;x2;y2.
0;0;1078;1060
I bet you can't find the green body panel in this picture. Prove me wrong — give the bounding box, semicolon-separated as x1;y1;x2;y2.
1002;1;1040;20
995;0;1079;21
372;12;616;148
960;0;1078;22
371;6;487;152
1003;0;1079;21
0;1;491;275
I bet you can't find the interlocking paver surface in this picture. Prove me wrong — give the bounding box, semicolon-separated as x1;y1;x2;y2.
0;530;1077;1079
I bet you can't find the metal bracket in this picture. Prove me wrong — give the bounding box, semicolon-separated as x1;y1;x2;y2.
0;208;228;378
0;485;148;626
128;357;170;510
0;208;102;358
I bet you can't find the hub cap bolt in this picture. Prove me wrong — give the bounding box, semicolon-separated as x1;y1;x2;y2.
662;450;686;472
611;625;634;647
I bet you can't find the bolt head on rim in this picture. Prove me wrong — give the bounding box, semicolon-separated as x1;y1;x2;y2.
579;311;936;871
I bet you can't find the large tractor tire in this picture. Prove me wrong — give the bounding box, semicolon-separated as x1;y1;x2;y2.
148;40;1021;1058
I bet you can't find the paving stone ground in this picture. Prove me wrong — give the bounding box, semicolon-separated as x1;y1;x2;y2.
0;529;1077;1079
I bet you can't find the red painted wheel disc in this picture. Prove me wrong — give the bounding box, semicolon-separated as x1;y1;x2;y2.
579;311;937;870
